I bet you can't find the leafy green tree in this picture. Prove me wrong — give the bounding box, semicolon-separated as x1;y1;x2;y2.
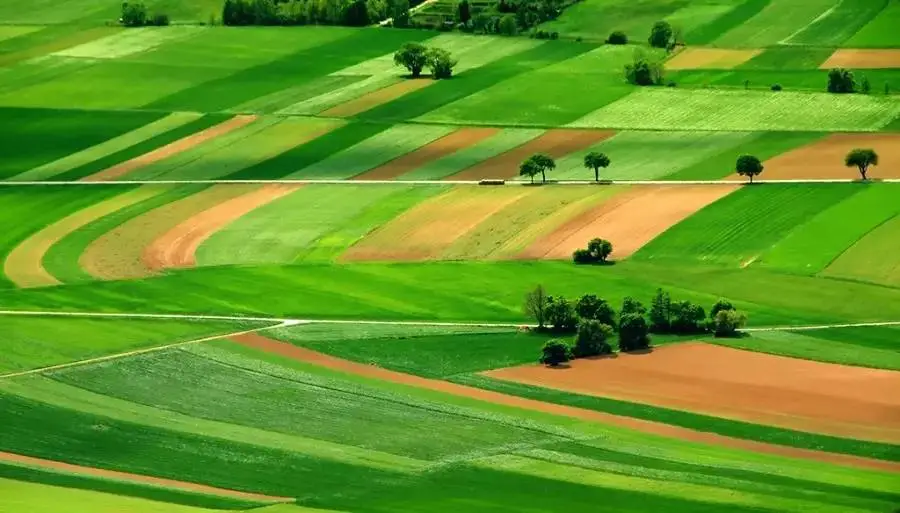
618;314;650;352
427;47;457;79
499;14;517;35
736;154;763;183
827;68;855;93
575;295;616;326
519;159;540;183
583;152;611;182
522;153;555;183
710;298;734;319
621;297;646;316
861;75;871;94
121;2;148;26
573;320;614;358
547;296;577;332
607;30;627;45
540;339;572;366
845;148;878;180
648;288;671;333
587;238;612;263
457;0;471;24
394;42;429;78
648;20;672;48
712;309;746;338
625;49;664;86
524;285;549;329
151;13;170;25
670;301;706;334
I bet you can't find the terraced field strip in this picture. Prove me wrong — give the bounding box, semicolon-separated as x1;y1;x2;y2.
0;26;40;43
845;0;900;48
0;451;293;503
145;184;303;271
0;26;121;67
53;26;205;60
785;0;891;46
230;333;900;472
342;186;530;261
9;113;204;182
824;214;900;286
278;75;398;116
353;128;499;180
712;0;839;47
82;115;258;182
486;342;900;443
821;49;900;69
400;128;543;180
753;133;900;180
80;185;257;280
3;186;163;288
522;185;738;260
320;79;435;117
447;129;614;181
665;48;762;70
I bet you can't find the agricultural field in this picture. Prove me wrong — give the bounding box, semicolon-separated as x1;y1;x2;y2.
1;1;899;512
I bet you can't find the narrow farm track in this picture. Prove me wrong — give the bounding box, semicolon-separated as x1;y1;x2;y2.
230;333;900;473
0;451;295;503
144;183;302;270
4;179;898;186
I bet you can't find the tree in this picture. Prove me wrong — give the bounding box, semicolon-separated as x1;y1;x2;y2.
607;30;627;45
861;75;871;94
546;296;577;332
121;2;148;26
845;148;878;180
573;320;614;358
343;0;370;25
670;300;706;334
827;68;855;93
648;288;671;333
540;339;572;366
648;20;673;48
575;295;616;326
735;154;763;183
394;42;429;78
712;309;746;338
457;0;471;24
525;154;555;183
519;159;540;184
618;314;650;352
583;152;611;182
625;48;664;86
498;14;517;35
709;298;734;319
391;0;411;27
524;285;550;329
587;238;613;263
621;297;646;316
427;47;457;79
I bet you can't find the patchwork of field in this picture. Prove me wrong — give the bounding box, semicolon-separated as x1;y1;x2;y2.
3;6;900;512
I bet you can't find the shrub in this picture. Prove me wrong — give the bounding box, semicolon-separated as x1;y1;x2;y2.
573;238;613;264
625;49;664;86
712;309;746;337
667;80;677;87
575;294;616;327
827;68;855;93
607;30;627;45
546;296;577;332
550;31;559;40
670;300;706;334
427;47;457;79
121;2;148;26
572;249;593;264
498;14;517;35
709;298;734;318
573;320;614;358
648;288;671;333
648;20;672;48
618;313;650;352
771;83;782;91
861;75;871;94
621;297;646;316
394;42;429;77
540;339;572;366
151;13;170;26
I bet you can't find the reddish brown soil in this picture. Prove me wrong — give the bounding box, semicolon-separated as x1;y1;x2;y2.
320;79;434;118
353;128;500;180
143;184;301;270
821;49;900;69
521;185;737;260
81;115;258;182
0;451;293;502
446;129;614;181
739;133;900;180
230;333;900;472
665;48;761;70
487;342;900;443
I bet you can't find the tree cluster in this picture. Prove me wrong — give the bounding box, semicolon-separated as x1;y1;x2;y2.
121;2;169;26
649;290;746;337
393;42;458;79
827;68;856;94
573;238;612;265
222;0;399;26
519;153;556;183
625;48;664;86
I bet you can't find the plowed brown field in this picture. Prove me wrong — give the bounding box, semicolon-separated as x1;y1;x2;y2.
746;133;900;180
820;49;900;69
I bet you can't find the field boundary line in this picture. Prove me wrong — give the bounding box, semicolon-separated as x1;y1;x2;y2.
2;179;898;187
0;319;301;379
780;0;842;44
743;320;900;332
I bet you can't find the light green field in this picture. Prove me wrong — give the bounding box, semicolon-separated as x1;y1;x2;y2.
713;0;839;47
719;329;900;370
550;131;755;180
0;26;41;43
571;89;900;132
844;0;900;47
401;128;544;180
284;124;455;179
823;214;900;286
54;26;204;60
784;0;889;46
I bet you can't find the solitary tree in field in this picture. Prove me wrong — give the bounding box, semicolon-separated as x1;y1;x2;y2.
735;154;763;184
845;148;878;180
524;285;550;328
394;42;429;78
520;153;555;183
583;152;611;182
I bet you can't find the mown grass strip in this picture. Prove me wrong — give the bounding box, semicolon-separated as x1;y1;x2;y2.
453;374;900;462
687;0;771;45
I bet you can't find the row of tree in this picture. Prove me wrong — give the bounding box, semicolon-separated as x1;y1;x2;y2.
120;2;169;26
738;148;880;182
517;152;610;183
393;42;457;78
222;0;407;26
528;287;746;366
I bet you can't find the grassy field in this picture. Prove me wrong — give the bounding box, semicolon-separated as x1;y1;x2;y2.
823;213;900;286
844;0;900;47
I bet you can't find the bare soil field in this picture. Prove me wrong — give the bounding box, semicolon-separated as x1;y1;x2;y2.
81;115;258;182
666;48;761;70
521;185;736;260
485;342;900;443
143;184;301;270
749;133;900;180
446;129;614;181
229;333;900;472
320;79;434;117
353;128;499;180
820;49;900;69
0;451;293;503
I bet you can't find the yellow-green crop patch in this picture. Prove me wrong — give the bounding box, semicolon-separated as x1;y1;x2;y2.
823;214;900;286
0;26;41;43
54;26;205;60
